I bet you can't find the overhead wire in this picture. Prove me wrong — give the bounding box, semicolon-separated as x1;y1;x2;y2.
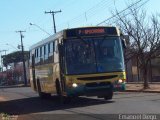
110;0;150;25
74;0;114;23
97;0;149;25
57;0;115;29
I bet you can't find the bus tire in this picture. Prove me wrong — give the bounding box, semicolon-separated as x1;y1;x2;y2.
56;80;61;95
104;90;113;100
37;79;51;99
56;80;64;103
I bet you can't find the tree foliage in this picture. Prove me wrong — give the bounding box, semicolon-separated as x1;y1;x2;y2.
113;8;160;88
2;51;29;67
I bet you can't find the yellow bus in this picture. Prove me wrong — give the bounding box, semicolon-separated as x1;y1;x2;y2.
29;26;126;101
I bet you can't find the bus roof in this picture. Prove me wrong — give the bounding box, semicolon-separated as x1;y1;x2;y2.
29;30;63;50
29;26;120;50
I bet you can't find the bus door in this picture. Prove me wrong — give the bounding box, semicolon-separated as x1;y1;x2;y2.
58;42;66;92
32;55;37;90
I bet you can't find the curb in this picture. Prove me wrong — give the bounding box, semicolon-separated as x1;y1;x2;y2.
0;85;30;89
124;90;160;93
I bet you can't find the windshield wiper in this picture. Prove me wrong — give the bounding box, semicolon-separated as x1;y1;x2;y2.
77;36;89;44
98;36;107;45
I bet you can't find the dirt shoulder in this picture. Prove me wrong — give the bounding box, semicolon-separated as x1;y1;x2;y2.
126;83;160;93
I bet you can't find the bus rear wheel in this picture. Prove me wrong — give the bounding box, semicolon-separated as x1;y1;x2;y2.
37;79;51;99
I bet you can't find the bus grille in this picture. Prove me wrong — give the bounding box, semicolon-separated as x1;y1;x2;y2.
86;82;111;87
77;75;118;81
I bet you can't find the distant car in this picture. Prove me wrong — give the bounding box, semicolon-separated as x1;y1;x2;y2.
0;81;8;86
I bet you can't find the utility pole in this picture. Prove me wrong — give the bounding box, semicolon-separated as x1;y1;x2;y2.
0;50;8;72
45;10;62;33
16;30;27;86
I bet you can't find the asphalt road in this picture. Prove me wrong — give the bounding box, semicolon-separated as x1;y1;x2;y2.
0;87;160;120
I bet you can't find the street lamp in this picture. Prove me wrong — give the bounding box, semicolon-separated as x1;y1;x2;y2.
29;23;51;36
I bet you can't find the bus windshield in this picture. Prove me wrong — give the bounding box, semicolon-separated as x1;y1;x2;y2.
65;37;125;75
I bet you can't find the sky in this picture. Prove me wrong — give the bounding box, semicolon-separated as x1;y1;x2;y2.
0;0;159;56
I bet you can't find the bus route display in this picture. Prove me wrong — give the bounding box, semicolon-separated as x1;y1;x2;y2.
65;27;118;38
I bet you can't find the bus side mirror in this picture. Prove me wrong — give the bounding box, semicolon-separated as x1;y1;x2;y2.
122;39;127;49
121;35;129;49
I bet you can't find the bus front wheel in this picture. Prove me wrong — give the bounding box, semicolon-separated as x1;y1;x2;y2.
104;90;113;100
56;80;62;96
56;80;64;103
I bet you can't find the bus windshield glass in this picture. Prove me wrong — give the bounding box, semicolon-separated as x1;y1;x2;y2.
65;37;125;75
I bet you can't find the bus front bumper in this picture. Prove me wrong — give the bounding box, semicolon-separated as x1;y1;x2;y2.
113;83;126;91
66;84;113;97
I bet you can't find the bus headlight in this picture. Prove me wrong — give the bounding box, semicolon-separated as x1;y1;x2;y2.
72;83;78;88
118;79;123;83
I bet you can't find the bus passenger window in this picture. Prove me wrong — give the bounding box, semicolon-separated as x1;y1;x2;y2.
34;49;36;58
44;45;46;55
44;44;49;63
38;48;40;60
40;47;42;57
36;48;38;58
54;40;58;53
29;51;32;66
49;42;54;54
39;47;43;64
48;43;50;53
34;49;36;64
52;42;55;51
42;46;44;56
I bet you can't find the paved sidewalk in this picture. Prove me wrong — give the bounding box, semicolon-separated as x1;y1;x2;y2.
126;83;160;93
0;84;30;89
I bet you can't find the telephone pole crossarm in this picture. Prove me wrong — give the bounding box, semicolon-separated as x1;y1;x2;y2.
45;10;62;33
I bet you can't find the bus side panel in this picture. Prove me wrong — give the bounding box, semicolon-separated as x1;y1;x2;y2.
53;63;60;89
29;68;37;91
35;64;56;94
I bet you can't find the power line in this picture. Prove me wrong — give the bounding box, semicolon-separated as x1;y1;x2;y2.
97;0;149;26
110;0;150;25
66;0;109;23
58;0;114;29
97;0;143;25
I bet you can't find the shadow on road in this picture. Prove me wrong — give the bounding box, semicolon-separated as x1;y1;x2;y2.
0;96;114;115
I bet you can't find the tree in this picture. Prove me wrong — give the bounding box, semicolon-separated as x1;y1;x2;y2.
2;51;29;68
113;8;160;89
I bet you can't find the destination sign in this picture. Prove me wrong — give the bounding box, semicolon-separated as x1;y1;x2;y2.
65;27;118;38
78;28;105;35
